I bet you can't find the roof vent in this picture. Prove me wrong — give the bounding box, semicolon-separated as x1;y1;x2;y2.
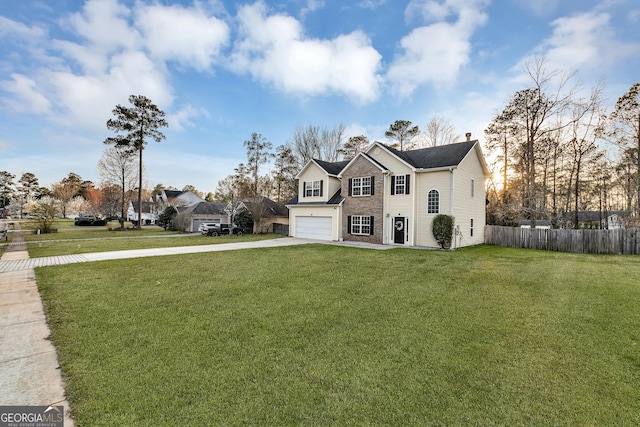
465;132;472;141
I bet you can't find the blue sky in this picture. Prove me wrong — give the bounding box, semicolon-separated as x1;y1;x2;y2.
1;0;639;194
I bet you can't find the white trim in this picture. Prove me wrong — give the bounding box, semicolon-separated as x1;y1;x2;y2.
337;151;389;178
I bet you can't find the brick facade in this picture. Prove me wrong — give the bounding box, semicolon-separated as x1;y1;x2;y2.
341;157;385;243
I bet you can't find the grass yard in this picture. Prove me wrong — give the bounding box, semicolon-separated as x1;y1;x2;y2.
36;245;640;426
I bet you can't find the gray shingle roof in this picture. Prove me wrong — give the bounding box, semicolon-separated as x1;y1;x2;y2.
314;159;350;175
180;202;228;215
384;140;477;169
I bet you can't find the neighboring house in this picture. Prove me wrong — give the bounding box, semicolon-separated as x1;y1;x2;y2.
177;201;230;232
154;189;204;207
519;220;552;229
128;201;157;224
287;136;489;248
577;211;625;229
238;197;289;233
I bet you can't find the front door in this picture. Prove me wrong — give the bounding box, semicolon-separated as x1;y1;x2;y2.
394;217;406;244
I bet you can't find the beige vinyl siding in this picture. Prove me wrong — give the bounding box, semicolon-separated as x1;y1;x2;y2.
452;151;486;246
297;164;340;203
415;170;453;247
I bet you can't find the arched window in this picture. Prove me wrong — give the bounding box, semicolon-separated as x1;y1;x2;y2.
428;189;439;214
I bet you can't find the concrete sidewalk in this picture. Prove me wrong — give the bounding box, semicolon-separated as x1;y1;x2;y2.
0;223;75;426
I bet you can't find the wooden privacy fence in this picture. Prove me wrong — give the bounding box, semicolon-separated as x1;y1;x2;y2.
484;225;640;255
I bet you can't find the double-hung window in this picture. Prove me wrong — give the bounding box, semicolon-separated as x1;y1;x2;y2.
351;177;372;196
394;175;406;195
428;189;439;214
304;180;321;197
391;174;410;195
350;215;372;235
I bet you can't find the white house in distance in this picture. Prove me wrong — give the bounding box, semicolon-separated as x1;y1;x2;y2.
287;135;489;248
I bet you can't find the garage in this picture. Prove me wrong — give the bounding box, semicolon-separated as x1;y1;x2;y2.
295;216;333;240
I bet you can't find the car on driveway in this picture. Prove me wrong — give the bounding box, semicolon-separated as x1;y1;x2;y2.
203;223;243;236
198;223;220;235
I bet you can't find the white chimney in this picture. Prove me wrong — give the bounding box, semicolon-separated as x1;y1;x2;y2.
465;132;472;141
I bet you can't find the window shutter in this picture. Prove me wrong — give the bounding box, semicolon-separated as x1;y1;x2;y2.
391;176;396;195
320;180;323;197
405;174;410;195
370;176;375;195
347;216;352;234
302;182;307;197
348;178;352;196
370;216;374;235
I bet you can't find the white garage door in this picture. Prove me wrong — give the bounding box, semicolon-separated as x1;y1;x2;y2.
295;216;333;240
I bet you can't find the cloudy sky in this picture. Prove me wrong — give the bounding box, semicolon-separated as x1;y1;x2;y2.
1;0;639;194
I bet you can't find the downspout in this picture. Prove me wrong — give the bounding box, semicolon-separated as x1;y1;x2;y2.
411;172;416;246
383;171;390;244
449;168;455;249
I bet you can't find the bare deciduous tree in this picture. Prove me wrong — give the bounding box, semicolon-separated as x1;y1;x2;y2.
421;116;460;147
97;145;138;227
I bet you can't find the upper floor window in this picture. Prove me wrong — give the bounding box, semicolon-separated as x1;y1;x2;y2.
350;176;372;196
391;174;410;195
304;180;322;197
428;189;439;214
471;179;475;198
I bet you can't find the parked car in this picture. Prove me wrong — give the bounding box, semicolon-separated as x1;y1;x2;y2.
203;223;243;236
199;223;220;235
74;215;106;226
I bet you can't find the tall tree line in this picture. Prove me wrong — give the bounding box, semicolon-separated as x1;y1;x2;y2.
484;57;639;228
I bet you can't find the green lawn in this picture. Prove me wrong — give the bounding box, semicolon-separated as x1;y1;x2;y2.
36;245;640;426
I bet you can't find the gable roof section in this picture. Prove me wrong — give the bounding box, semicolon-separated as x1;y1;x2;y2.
179;201;227;215
296;158;350;178
337;152;390;178
314;159;350;175
240;197;289;217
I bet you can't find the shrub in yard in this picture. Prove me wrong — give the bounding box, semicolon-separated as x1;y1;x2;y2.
31;196;60;234
432;214;454;249
158;206;177;230
173;211;191;233
234;209;253;234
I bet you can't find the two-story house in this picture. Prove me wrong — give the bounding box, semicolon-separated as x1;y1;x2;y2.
287;136;489;248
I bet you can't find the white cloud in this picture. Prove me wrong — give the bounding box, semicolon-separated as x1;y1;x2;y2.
513;0;559;17
357;0;387;10
65;0;140;52
531;11;640;72
0;16;46;40
387;0;488;97
1;73;51;113
49;50;173;130
136;3;229;71
168;105;209;131
300;0;325;18
230;2;382;103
